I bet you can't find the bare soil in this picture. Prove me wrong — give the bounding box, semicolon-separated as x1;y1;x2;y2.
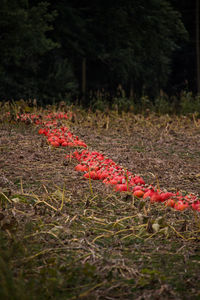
0;110;200;300
1;112;200;196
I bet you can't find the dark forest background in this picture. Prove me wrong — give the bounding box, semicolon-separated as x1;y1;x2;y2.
0;0;199;107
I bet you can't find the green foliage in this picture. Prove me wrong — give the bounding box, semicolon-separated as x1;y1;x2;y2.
0;0;58;100
90;98;109;112
0;0;189;103
154;95;176;115
39;57;78;104
80;0;188;96
87;90;200;116
111;97;134;113
0;232;31;300
179;91;200;115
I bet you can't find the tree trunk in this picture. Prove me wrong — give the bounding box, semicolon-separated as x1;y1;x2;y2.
196;0;200;95
130;81;134;100
82;57;86;100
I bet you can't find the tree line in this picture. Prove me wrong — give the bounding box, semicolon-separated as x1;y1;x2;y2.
0;0;198;105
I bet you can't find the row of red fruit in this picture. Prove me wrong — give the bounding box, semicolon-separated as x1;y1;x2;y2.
38;127;87;148
70;149;200;211
16;112;70;124
16;112;87;148
16;112;200;212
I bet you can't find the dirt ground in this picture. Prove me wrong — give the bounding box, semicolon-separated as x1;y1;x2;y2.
1;112;200;197
0;110;200;300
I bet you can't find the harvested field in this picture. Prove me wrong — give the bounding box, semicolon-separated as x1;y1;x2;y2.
0;107;200;299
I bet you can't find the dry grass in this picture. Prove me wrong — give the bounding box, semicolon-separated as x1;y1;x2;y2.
0;103;200;299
